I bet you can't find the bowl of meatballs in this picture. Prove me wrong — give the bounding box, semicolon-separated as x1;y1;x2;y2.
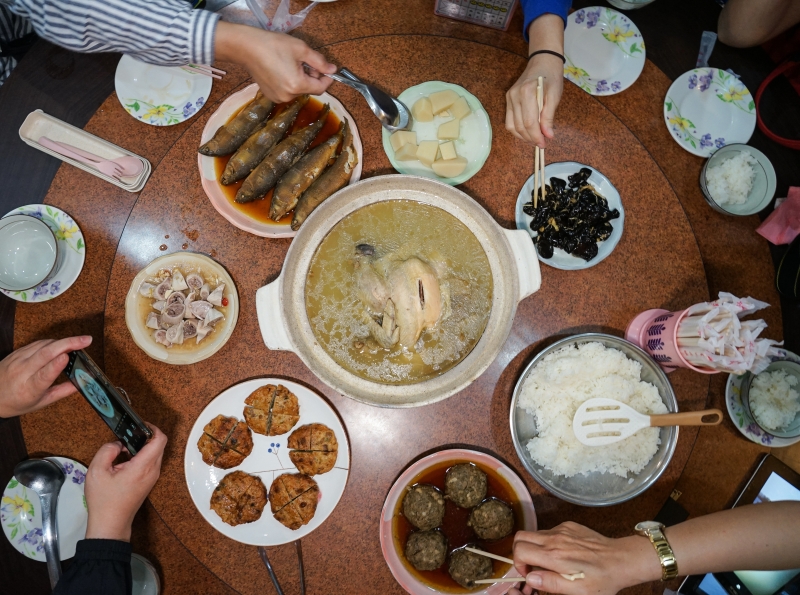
380;449;536;594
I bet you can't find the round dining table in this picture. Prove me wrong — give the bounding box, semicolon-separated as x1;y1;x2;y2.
1;0;797;594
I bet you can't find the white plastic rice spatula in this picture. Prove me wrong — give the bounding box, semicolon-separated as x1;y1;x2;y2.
573;398;723;446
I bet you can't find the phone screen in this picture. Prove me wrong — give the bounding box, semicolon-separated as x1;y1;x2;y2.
66;350;152;455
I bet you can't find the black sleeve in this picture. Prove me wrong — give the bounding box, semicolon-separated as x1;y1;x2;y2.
53;539;132;595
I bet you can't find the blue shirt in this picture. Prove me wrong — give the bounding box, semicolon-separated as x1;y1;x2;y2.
519;0;571;39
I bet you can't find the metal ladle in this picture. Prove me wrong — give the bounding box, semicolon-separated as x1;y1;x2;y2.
337;68;412;132
14;458;66;588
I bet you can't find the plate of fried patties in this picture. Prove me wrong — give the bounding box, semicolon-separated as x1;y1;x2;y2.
184;378;350;545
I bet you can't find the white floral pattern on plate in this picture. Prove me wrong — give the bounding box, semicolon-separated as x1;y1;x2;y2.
564;7;646;96
1;457;88;561
725;349;800;447
1;204;85;303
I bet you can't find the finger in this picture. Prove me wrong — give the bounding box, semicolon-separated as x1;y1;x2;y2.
512;97;533;145
31;352;71;393
40;381;79;406
527;571;579;595
14;339;53;359
299;73;333;96
29;336;91;371
303;48;337;75
521;88;545;148
540;88;559;140
89;441;125;472
505;95;525;141
131;424;168;469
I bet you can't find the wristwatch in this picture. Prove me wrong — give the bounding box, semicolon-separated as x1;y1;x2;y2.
635;521;679;581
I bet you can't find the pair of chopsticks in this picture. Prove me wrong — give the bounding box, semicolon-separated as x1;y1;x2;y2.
465;547;585;585
181;64;226;80
533;76;545;209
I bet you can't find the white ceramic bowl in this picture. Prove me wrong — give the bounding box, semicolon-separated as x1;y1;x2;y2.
0;214;59;291
124;252;239;365
699;143;776;216
741;359;800;440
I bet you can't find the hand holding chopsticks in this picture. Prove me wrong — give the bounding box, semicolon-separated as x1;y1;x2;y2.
464;546;585;585
533;76;546;208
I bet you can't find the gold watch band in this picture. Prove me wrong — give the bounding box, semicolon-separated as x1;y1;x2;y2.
635;522;679;581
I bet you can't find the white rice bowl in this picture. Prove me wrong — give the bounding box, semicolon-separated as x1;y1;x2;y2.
517;342;668;478
750;370;800;431
706;151;757;205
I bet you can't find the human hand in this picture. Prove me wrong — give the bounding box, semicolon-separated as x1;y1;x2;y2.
215;22;336;103
508;522;660;595
84;424;167;542
0;336;92;419
505;53;564;148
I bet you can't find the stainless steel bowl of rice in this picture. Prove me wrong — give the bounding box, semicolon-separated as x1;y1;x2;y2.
510;333;678;506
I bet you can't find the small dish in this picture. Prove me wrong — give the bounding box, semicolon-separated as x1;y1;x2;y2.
564;6;646;96
515;161;624;270
0;214;58;291
115;55;211;126
699;143;776;216
124;252;238;365
184;378;350;546
1;457;88;561
0;205;85;303
380;448;535;595
664;68;756;157
381;81;492;186
198;84;363;238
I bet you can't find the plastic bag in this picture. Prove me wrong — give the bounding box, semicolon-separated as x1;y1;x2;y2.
244;0;318;33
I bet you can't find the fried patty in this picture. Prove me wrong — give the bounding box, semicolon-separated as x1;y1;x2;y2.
402;484;445;531
243;384;300;436
197;415;254;469
210;471;267;526
468;498;514;541
445;463;487;509
268;473;319;530
287;423;338;475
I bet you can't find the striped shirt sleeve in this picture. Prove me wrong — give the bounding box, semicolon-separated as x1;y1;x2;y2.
0;0;219;65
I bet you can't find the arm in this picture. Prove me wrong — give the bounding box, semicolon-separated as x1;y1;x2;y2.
718;0;800;48
506;2;569;146
509;501;800;595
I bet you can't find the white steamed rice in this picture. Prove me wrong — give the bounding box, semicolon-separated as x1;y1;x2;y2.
749;370;800;431
518;342;667;478
706;151;757;205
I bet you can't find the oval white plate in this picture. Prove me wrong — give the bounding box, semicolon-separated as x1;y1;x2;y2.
726;349;800;448
381;81;492;186
515;161;624;270
380;448;536;595
184;378;350;546
1;457;88;561
1;204;85;303
124;252;239;365
564;6;646;95
115;55;211;126
198;84;363;239
664;68;756;157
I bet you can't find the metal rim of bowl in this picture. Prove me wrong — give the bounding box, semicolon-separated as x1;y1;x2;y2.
739;360;800;440
0;213;60;291
699;143;774;216
509;332;679;506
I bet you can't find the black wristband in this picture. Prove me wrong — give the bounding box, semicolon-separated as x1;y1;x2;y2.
528;49;566;63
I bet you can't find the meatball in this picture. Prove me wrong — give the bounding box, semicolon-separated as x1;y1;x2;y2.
468;498;514;540
402;484;445;530
448;547;493;588
445;463;487;509
405;530;448;571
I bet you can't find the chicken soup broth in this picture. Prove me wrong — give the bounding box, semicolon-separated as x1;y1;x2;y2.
305;200;492;384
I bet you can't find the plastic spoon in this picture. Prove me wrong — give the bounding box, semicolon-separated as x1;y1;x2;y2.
46;139;143;177
573;397;723;446
14;459;66;588
39;137;124;179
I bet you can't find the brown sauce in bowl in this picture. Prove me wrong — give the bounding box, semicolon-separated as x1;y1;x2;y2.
392;459;522;593
212;96;342;226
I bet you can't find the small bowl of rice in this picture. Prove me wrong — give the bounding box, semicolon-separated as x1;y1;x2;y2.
699;143;776;216
741;359;800;440
510;333;678;507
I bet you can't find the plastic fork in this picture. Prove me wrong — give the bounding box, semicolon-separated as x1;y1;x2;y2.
39;136;129;179
573;397;723;446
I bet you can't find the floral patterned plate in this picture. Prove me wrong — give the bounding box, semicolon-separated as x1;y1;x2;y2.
1;457;88;561
115;55;211;126
563;7;646;96
1;205;85;303
664;68;756;157
725;349;800;447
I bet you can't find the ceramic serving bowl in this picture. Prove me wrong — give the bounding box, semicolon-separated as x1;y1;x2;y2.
740;359;800;441
0;214;59;291
510;333;678;506
699;143;776;216
256;175;542;408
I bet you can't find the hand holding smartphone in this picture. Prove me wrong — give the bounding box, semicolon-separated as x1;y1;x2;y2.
65;350;152;455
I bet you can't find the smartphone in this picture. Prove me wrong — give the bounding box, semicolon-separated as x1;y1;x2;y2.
65;349;153;455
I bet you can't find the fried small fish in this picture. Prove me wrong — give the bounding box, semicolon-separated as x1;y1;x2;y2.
291;119;358;230
221;95;309;185
198;92;274;156
235;105;331;204
269;122;343;220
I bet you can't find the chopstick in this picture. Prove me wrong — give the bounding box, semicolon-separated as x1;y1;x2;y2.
464;547;585;584
181;64;226;79
534;76;545;208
